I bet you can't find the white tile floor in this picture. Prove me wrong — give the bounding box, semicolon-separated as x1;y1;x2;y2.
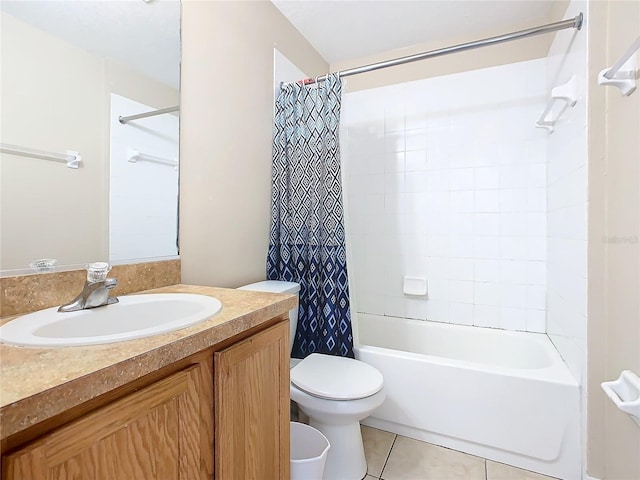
361;425;558;480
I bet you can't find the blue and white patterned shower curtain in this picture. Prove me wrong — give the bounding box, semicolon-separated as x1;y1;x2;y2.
267;73;354;359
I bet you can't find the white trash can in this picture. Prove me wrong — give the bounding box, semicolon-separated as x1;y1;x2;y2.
290;422;330;480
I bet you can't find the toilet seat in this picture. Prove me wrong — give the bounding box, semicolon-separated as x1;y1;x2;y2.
291;353;383;400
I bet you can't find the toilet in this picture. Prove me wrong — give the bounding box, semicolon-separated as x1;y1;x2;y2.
238;280;385;480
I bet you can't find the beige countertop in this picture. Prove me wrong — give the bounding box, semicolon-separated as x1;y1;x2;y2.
0;284;296;442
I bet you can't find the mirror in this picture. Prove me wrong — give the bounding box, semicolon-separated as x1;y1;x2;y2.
0;0;181;274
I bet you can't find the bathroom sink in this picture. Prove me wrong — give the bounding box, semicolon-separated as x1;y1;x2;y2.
0;293;222;347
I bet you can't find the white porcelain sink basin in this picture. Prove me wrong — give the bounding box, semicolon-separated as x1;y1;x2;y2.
0;293;222;347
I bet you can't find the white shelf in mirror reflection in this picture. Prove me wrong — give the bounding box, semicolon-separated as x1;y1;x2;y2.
0;143;81;168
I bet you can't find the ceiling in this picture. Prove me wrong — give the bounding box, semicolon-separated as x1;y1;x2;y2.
0;0;180;89
271;0;558;64
1;1;559;88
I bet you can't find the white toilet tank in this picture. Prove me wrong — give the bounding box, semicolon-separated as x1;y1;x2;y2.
237;280;300;352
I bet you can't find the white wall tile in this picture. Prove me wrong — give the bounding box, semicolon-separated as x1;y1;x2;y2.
451;302;474;325
404;298;428;320
526;261;547;286
526;309;546;333
450;191;474;212
385;151;405;173
450;214;474;235
426;234;451;257
385;131;405;152
544;0;587;383
405;113;427;131
343;57;550;333
451;235;475;258
426;300;450;323
405;129;427;151
449;280;474;303
526;285;547;310
475;190;500;212
526;212;547;236
450;258;475;280
527;188;547;212
527;163;547;188
474;236;500;259
384;115;404;133
405;171;429;193
385;172;405;193
473;304;501;328
500;307;527;331
474;213;500;236
405;150;427;171
426;169;450;191
500;283;527;308
475;167;500;190
451;168;474;191
499;213;528;236
500;236;527;260
474;259;501;283
384;295;405;317
526;236;547;261
474;282;501;305
357;293;386;314
499;189;528;213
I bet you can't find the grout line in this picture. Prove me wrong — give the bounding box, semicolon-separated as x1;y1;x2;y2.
484;458;488;480
379;433;398;479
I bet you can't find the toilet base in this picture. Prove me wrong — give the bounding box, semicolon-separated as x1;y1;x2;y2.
307;418;367;480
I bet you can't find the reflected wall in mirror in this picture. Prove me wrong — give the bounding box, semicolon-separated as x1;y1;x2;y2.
0;0;181;274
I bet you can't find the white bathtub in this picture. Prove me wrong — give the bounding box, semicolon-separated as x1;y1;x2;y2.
356;314;581;480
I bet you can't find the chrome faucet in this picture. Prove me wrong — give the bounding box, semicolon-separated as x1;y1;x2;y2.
58;262;119;312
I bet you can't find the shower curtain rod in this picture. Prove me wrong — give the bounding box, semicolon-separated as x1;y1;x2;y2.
292;13;583;86
118;105;180;124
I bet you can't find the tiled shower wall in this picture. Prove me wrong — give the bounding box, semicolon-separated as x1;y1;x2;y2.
342;58;549;332
110;93;179;261
545;0;588;382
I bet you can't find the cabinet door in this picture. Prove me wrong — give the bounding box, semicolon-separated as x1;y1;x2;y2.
3;363;212;480
215;320;289;480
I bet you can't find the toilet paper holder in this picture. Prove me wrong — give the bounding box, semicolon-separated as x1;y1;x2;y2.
601;370;640;427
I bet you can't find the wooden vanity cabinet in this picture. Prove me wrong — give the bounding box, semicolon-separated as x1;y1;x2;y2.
2;318;290;480
2;360;214;480
215;319;290;479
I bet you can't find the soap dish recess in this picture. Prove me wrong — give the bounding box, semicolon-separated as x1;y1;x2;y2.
601;370;640;427
403;276;427;296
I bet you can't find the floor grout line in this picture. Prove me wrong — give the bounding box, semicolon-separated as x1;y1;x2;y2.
378;433;398;480
364;426;559;480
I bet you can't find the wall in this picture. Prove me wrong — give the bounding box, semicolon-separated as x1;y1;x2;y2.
0;11;106;270
545;0;588;389
587;0;640;479
179;0;328;287
330;5;567;93
342;59;548;331
0;12;179;273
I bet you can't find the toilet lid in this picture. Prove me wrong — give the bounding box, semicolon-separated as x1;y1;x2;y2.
290;353;383;400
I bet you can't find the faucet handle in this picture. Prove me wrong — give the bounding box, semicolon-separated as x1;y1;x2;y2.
87;262;112;282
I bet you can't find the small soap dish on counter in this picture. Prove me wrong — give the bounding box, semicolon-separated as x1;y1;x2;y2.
601;370;640;427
